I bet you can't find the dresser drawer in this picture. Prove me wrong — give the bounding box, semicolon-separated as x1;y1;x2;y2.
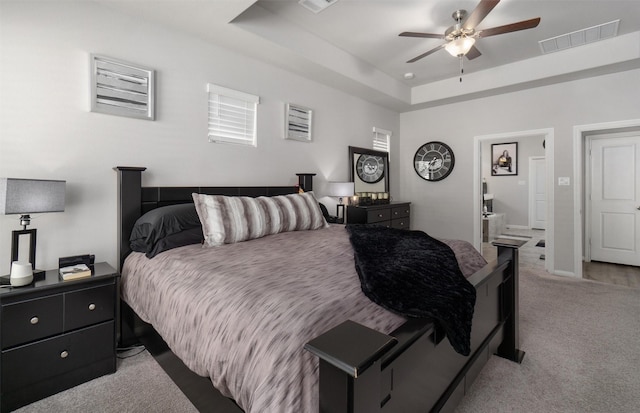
391;205;410;219
367;208;391;223
1;321;115;393
65;284;115;331
1;295;63;349
391;217;410;229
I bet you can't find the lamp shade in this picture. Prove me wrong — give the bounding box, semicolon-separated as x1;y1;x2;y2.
445;37;476;57
0;178;66;215
327;182;355;198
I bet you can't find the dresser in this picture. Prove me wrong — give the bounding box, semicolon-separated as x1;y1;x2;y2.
0;262;118;412
346;202;411;229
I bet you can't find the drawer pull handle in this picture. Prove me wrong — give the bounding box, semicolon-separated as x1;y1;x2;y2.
88;303;96;311
60;350;69;359
30;317;39;325
378;214;383;218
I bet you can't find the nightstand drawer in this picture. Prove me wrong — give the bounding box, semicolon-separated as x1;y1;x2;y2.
367;208;391;223
65;284;115;331
1;295;63;349
1;321;115;393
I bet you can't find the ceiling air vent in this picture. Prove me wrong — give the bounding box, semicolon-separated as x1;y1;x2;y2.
539;20;619;54
298;0;339;14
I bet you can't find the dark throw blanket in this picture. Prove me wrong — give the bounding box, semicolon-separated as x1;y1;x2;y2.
346;225;476;356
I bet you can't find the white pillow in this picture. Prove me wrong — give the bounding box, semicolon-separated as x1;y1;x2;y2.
192;191;328;247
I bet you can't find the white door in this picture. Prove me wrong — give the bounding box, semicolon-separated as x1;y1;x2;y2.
589;134;640;266
529;157;546;229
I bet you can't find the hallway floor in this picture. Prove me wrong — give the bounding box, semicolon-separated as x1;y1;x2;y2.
482;228;640;288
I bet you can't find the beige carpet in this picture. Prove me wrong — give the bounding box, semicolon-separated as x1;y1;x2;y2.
455;264;640;412
15;349;198;413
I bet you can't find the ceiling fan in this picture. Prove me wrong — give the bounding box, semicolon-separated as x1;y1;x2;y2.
399;0;540;78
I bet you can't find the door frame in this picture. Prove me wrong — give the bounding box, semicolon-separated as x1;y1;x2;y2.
572;118;640;278
473;128;555;274
528;156;546;230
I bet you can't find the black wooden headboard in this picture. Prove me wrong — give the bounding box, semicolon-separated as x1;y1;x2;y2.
114;166;301;273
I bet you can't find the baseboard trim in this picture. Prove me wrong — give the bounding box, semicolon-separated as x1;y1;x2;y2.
554;269;578;278
505;225;530;230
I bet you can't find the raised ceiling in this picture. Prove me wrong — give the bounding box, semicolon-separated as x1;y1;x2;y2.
97;0;640;111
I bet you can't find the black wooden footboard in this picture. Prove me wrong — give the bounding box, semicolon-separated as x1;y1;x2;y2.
305;241;524;413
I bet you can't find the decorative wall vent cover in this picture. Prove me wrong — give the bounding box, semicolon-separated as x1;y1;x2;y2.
90;54;155;120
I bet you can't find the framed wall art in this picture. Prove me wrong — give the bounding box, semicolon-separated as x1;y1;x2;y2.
285;103;313;142
90;54;155;120
491;142;518;176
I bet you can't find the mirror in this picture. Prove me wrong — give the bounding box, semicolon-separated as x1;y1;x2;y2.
348;146;389;194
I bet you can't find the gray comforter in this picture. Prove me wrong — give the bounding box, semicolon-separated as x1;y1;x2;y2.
121;225;487;413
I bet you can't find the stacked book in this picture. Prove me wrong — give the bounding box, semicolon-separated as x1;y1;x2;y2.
59;264;92;281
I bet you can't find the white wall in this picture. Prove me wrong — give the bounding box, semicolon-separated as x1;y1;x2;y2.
0;1;399;274
400;68;640;274
482;135;545;226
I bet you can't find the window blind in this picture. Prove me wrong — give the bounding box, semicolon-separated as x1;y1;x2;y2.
208;84;259;146
373;127;392;153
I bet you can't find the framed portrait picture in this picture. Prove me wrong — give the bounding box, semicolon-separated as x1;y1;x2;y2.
491;142;518;176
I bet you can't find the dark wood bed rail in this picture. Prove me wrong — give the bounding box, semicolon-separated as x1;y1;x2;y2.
114;166;524;413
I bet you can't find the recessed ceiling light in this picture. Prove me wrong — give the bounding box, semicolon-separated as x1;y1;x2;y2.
404;72;415;80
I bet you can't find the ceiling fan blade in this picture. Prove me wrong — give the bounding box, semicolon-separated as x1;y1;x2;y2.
407;44;446;63
463;0;500;30
465;45;482;60
399;31;445;39
478;17;541;38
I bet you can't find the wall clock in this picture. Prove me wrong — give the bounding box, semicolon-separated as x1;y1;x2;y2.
414;141;455;181
356;154;385;183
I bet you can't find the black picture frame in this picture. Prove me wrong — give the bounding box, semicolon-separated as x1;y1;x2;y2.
348;146;389;194
491;142;518;176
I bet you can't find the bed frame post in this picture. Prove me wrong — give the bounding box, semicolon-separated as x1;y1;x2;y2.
305;320;398;413
492;238;526;363
114;166;146;275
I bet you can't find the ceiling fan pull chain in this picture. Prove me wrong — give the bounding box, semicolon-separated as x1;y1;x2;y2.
459;55;464;82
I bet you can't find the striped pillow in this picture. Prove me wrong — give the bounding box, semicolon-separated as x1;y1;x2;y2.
192;192;328;247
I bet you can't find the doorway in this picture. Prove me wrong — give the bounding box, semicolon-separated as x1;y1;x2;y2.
473;128;555;274
573;119;640;278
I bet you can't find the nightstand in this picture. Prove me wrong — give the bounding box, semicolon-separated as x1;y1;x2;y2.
347;202;411;229
0;262;118;412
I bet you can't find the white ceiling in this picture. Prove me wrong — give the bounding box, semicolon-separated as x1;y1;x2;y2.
97;0;640;111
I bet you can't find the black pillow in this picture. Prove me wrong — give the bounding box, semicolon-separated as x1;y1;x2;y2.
145;227;204;258
130;203;202;254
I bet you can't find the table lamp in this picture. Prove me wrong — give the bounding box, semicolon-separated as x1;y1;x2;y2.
327;182;355;224
0;178;66;285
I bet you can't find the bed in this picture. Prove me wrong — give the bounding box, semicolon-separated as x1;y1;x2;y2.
115;166;525;413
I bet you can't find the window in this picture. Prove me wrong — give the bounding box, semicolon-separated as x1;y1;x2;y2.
373;127;392;153
207;84;259;146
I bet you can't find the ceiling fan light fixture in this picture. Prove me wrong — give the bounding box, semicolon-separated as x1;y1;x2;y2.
445;36;476;57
